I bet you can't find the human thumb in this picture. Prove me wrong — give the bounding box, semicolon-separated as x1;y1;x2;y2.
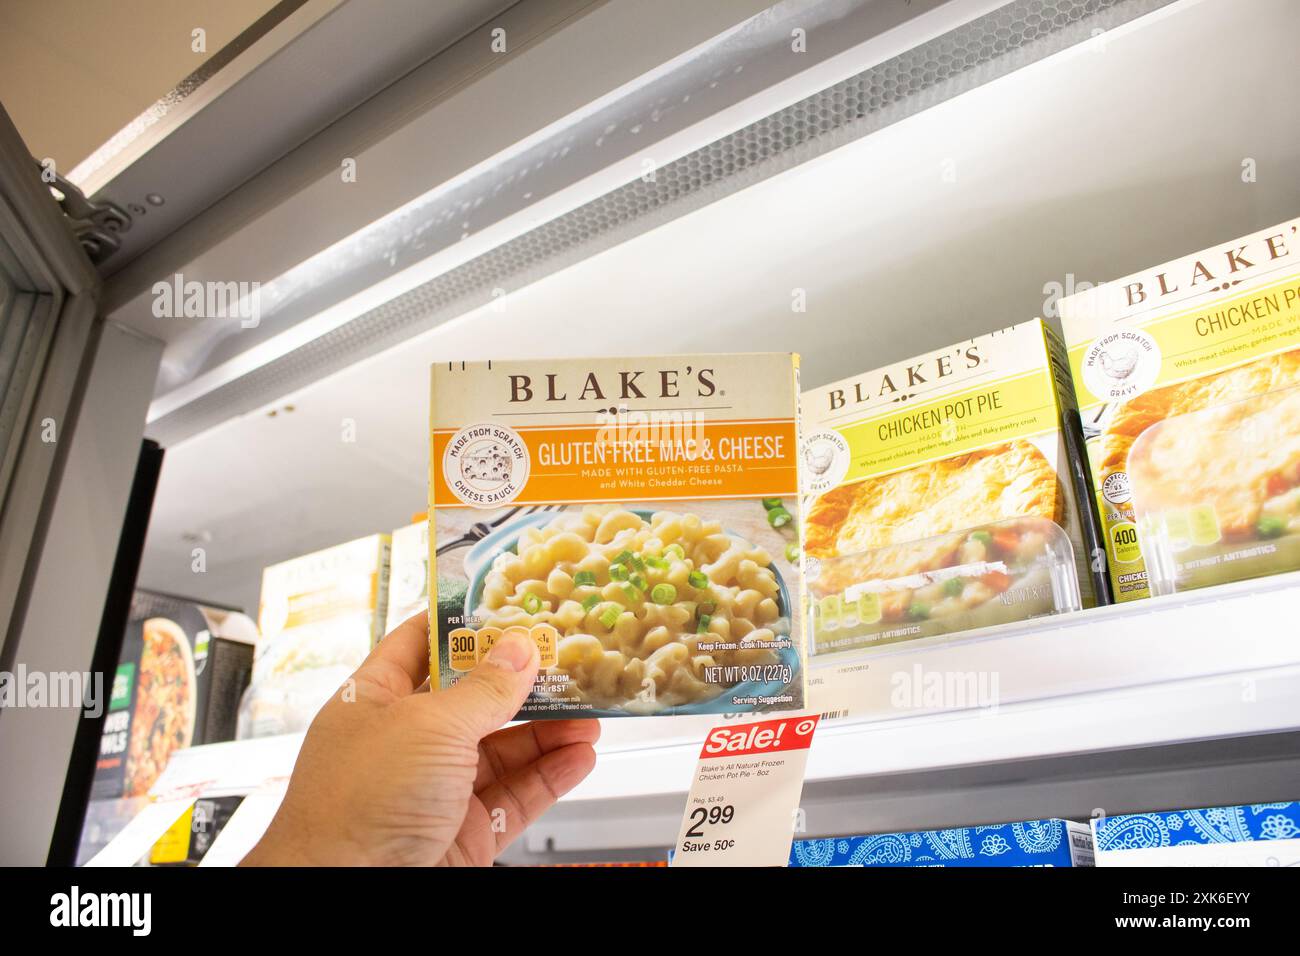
431;630;539;740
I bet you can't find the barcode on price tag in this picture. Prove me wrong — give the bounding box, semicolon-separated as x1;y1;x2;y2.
669;714;819;867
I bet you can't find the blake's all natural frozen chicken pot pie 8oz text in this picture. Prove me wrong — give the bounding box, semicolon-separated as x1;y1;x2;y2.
1060;217;1300;601
799;319;1106;669
429;354;806;718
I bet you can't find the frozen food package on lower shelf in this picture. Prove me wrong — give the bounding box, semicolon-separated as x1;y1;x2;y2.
92;590;255;800
790;819;1094;867
1060;215;1300;601
240;534;391;738
148;795;246;866
429;353;806;719
1092;802;1300;866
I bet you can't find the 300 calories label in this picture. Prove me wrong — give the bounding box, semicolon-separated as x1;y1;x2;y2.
670;714;818;867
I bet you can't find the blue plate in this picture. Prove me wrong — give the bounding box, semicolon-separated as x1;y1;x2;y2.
463;508;799;717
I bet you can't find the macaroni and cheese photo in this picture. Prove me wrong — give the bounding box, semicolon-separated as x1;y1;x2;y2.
429;354;806;718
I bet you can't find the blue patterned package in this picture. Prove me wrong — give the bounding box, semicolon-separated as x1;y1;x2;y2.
789;819;1093;867
1092;802;1300;867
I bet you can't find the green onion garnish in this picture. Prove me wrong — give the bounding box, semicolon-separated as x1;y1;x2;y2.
629;572;647;592
581;594;602;612
599;605;622;629
608;562;629;581
644;555;670;571
968;530;992;546
687;570;709;590
622;583;642;603
573;570;597;587
766;507;793;529
522;593;542;615
784;542;800;562
762;497;783;510
696;614;712;634
613;549;636;566
650;583;677;605
664;543;686;560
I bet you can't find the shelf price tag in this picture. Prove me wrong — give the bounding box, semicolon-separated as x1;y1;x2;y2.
669;714;818;867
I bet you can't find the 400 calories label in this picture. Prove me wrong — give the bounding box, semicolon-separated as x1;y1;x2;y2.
670;715;819;867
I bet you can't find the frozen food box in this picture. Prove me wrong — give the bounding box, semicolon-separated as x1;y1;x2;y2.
149;795;246;866
386;519;430;632
1092;802;1300;866
1060;216;1300;601
239;533;390;738
799;318;1107;670
93;590;255;799
790;819;1094;867
429;354;806;718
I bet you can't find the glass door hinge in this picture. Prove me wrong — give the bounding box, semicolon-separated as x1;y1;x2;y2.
38;161;133;265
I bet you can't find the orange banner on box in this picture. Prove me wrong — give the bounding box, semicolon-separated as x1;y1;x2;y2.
432;418;798;507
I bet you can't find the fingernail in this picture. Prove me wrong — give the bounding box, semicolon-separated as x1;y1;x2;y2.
486;632;535;672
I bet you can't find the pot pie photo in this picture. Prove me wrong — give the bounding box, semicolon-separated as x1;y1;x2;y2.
804;441;1079;652
804;439;1062;560
472;505;791;713
123;617;196;796
1100;348;1300;501
1124;357;1300;593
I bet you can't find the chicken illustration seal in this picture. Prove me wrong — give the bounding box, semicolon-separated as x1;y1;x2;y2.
1082;330;1161;402
1097;343;1140;382
805;442;835;476
801;430;850;494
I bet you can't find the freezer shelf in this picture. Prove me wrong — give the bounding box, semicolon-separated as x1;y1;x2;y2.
522;572;1300;857
103;572;1300;863
597;568;1300;762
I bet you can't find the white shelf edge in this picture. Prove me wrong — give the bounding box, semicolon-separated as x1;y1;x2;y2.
573;573;1300;802
137;575;1300;807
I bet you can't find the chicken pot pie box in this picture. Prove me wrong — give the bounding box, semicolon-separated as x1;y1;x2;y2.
1059;216;1300;601
428;353;806;719
798;318;1108;682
